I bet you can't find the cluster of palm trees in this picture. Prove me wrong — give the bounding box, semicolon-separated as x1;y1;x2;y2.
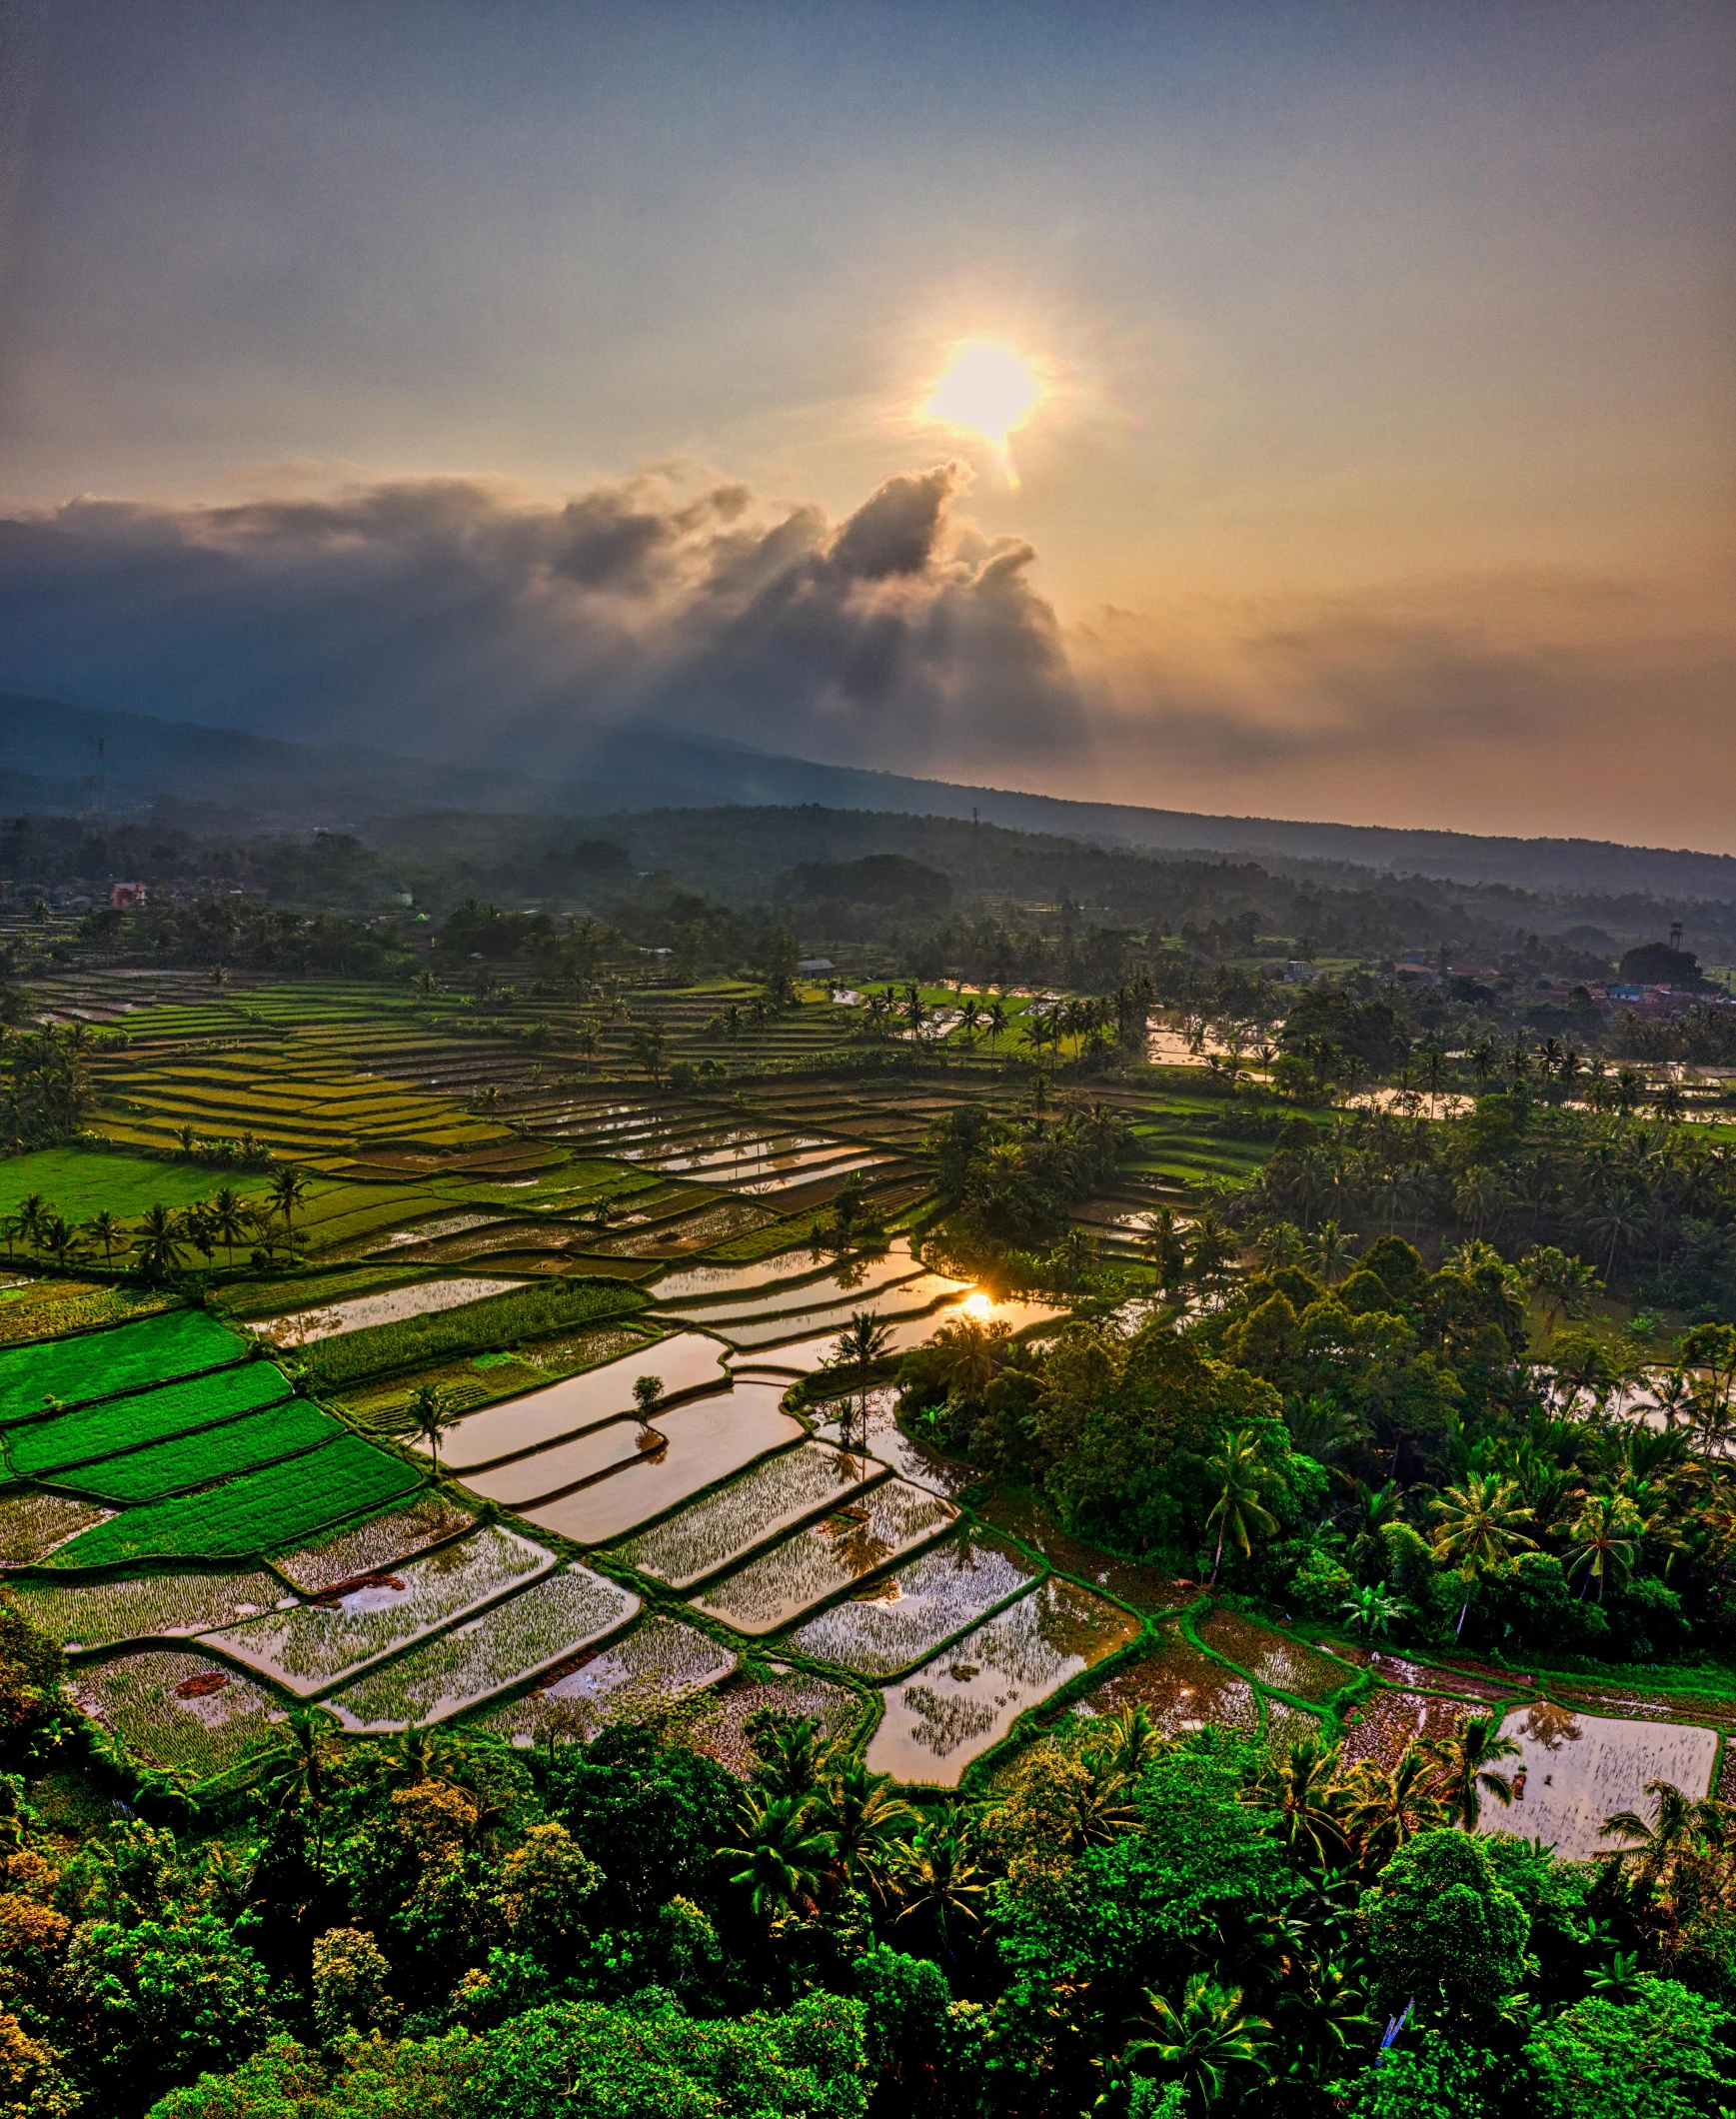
0;1021;97;1148
1252;1099;1736;1300
2;1167;309;1279
721;1704;1156;1953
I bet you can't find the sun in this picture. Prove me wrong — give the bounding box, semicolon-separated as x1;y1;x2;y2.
918;338;1048;479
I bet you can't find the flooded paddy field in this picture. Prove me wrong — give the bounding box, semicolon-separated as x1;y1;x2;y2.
611;1440;882;1588
426;1330;728;1470
1075;1626;1261;1738
518;1381;805;1544
786;1525;1042;1676
695;1478;960;1634
259;1275;529;1344
1196;1608;1359;1702
866;1577;1141;1786
476;1614;738;1746
1490;1703;1720;1860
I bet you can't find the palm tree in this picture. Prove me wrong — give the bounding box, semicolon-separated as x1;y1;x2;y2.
833;1310;895;1446
410;1382;457;1475
1422;1709;1520;1829
721;1793;831;1925
133;1203;186;1281
983;999;1009;1053
1428;1473;1535;1634
268;1167;310;1241
1149;1206;1189;1301
1311;1217;1355;1285
573;1022;602;1076
1566;1491;1641;1601
1187;1210;1239;1308
1338;1745;1448;1867
1205;1428;1281;1585
13;1193;50;1253
83;1208;126;1269
1252;1735;1349;1870
812;1757;920;1904
751;1713;832;1801
237;1706;340;1860
209;1184;249;1265
630;1020;667;1086
891;1812;987;1958
1125;1974;1272;2110
1600;1777;1727;1882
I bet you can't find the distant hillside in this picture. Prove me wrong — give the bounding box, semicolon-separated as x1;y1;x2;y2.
5;691;1736;905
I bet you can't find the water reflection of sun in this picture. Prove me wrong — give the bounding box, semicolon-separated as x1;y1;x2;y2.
960;1290;994;1319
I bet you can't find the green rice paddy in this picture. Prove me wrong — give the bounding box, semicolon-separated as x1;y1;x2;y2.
3;1360;292;1476
51;1396;344;1503
0;1306;247;1419
49;1433;423;1565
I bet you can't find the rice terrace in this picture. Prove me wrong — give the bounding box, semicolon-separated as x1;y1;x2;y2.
6;834;1736;2115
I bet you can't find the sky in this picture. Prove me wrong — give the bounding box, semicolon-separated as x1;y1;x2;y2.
0;0;1732;847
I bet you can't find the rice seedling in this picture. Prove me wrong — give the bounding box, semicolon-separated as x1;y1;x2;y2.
50;1434;423;1566
4;1361;292;1477
204;1524;554;1693
0;1283;174;1348
474;1614;737;1747
695;1478;959;1634
325;1564;640;1730
612;1442;883;1589
1339;1687;1477;1772
271;1492;475;1592
51;1398;344;1503
866;1578;1141;1786
0;1489;114;1566
972;1492;1195;1612
10;1567;294;1650
785;1526;1042;1676
1197;1608;1359;1703
67;1649;284;1778
0;1308;247;1421
1263;1699;1324;1751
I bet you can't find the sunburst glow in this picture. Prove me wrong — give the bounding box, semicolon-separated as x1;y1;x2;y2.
918;338;1047;477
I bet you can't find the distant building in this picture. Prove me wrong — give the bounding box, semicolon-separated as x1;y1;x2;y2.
1282;962;1317;983
108;882;147;909
797;958;835;974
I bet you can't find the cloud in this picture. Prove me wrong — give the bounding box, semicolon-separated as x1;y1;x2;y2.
0;463;1086;781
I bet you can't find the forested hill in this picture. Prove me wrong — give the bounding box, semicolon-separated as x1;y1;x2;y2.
5;691;1736;902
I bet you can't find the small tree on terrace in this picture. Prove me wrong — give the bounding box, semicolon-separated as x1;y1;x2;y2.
631;1372;664;1441
630;1020;667;1087
269;1167;310;1240
410;1383;457;1476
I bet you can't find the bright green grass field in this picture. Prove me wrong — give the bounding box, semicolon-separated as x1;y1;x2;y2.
0;1309;247;1422
4;1361;292;1476
52;1397;343;1503
50;1433;423;1565
0;1147;275;1220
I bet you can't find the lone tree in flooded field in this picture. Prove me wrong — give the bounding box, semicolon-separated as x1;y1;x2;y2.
632;1372;663;1442
835;1310;895;1449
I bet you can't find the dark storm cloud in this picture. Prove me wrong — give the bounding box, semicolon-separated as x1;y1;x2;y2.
0;465;1085;778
